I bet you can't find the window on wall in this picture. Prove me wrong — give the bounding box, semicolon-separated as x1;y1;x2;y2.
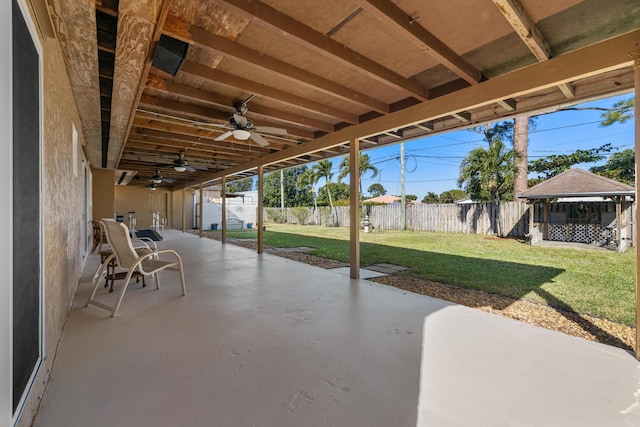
12;0;42;419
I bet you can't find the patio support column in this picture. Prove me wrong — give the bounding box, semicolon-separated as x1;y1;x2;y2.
349;137;360;279
199;184;204;238
634;57;640;358
221;175;227;244
181;188;186;232
257;165;264;254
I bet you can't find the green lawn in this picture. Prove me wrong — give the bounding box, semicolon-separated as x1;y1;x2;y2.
227;224;635;326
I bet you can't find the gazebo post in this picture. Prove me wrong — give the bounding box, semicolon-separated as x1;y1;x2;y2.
615;196;621;251
542;199;549;241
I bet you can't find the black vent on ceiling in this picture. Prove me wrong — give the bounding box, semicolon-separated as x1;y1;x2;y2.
152;35;189;76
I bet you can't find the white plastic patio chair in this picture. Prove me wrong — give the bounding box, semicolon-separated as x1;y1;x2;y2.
86;219;186;316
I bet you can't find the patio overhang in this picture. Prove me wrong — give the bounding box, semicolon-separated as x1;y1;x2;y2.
46;0;640;355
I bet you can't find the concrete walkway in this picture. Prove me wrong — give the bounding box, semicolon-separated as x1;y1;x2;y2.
34;231;640;426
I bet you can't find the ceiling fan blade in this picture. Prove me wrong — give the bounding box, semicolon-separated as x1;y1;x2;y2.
163;178;176;183
233;113;248;128
253;126;287;136
215;131;233;141
186;166;197;172
250;132;269;147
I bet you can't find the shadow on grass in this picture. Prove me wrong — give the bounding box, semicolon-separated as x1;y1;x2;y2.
264;231;630;350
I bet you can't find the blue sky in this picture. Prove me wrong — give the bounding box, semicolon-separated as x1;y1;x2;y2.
328;92;636;199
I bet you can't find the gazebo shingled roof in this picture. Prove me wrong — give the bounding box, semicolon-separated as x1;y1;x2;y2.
517;168;635;200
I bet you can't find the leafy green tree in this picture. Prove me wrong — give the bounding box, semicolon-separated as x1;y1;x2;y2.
227;177;254;192
422;192;439;203
262;166;313;208
338;153;379;202
367;183;386;197
312;160;335;210
439;189;466;203
295;168;319;211
458;125;519;203
590;149;635;185
317;182;350;206
405;194;417;202
528;143;613;186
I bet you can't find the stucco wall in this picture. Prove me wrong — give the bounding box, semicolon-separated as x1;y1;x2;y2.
18;5;89;426
115;186;171;230
171;189;195;230
92;169;115;220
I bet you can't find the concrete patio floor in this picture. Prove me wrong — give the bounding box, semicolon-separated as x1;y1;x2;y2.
33;231;640;426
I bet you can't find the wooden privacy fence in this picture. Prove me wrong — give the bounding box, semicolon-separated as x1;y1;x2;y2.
265;202;530;237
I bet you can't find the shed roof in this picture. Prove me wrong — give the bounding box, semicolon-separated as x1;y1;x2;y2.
517;169;635;200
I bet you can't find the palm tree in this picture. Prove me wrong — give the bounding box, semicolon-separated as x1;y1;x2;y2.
296;169;319;221
312;160;336;226
338;153;379;202
458;131;519;203
458;127;519;235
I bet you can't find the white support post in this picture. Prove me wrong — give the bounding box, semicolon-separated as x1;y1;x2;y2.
221;176;227;244
634;58;640;358
181;188;186;232
199;184;203;238
258;166;264;254
350;138;360;279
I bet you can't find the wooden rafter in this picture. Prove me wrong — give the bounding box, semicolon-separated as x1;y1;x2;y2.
491;0;574;98
146;75;336;132
178;29;638;189
179;60;359;124
352;0;483;85
164;16;390;113
215;0;430;100
138;95;316;140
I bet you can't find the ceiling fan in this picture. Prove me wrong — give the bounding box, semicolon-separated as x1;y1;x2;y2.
172;152;198;172
214;95;287;147
150;170;175;184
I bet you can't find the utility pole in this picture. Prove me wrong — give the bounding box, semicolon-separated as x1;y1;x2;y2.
400;143;406;230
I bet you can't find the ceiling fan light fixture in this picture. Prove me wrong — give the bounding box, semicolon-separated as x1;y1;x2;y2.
232;129;251;140
151;178;162;184
174;165;187;172
150;183;158;190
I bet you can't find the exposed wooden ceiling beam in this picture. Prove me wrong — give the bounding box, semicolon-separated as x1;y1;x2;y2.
414;122;433;132
215;0;430;101
491;0;574;98
138;95;316;140
177;29;638;189
128;133;266;159
179;60;359;124
496;99;516;111
451;112;471;122
352;0;483;85
146;75;335;132
131;127;274;154
491;0;551;61
164;16;389;114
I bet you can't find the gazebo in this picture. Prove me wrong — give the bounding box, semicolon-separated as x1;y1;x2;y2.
517;169;635;251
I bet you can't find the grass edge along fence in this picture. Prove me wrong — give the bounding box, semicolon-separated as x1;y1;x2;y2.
265;202;529;237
